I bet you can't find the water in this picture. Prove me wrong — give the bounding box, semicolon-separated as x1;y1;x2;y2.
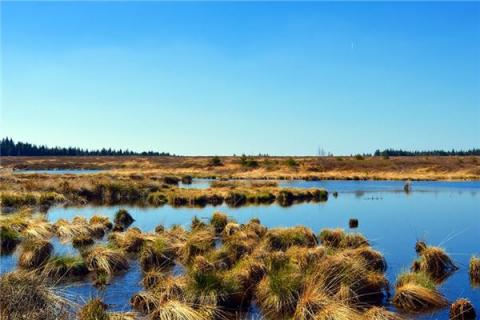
13;169;104;175
1;181;479;319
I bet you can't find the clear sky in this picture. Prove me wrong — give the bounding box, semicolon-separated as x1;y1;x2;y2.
1;1;479;155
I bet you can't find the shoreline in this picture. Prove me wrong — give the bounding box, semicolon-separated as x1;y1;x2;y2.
1;155;479;181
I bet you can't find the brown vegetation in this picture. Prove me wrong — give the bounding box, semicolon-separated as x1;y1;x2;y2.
2;155;479;180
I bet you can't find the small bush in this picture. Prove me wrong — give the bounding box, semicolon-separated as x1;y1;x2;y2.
209;156;222;166
285;158;299;167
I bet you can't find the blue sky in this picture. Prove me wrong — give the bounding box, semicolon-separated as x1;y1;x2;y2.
1;2;479;155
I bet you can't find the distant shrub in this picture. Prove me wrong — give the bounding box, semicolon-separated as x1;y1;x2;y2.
354;154;365;160
240;154;258;168
285;158;298;167
209;156;222;166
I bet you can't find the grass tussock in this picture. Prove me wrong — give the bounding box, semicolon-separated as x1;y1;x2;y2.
411;245;457;280
182;228;215;263
393;271;448;312
18;238;53;269
450;298;476;320
113;208;135;229
42;255;89;280
256;253;302;318
0;225;21;254
78;298;108;320
469;256;480;285
266;226;317;251
140;236;176;271
363;306;404;320
319;228;369;250
210;211;229;234
109;228;145;253
85;245;129;276
0;270;70;320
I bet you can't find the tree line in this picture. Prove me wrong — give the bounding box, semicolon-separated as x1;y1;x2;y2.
0;138;172;156
374;148;480;157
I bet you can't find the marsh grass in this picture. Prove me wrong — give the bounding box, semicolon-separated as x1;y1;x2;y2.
449;298;476;320
18;238;53;269
113;209;135;228
85;245;129;276
78;298;108;320
393;283;448;312
393;271;448;312
411;245;457;280
140;236;176;271
256;253;302;318
109;228;145;253
210;212;229;234
469;256;480;285
42;255;89;280
266;227;317;251
0;225;21;254
0;270;71;320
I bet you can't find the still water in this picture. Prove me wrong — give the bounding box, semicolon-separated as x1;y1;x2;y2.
1;181;479;319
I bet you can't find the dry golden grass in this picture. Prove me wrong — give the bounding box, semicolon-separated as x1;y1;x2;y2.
449;298;477;320
2;155;479;180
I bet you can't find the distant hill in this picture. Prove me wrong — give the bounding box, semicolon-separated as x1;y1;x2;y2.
0;137;172;156
374;148;480;157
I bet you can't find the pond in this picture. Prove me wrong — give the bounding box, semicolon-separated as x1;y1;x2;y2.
1;181;479;319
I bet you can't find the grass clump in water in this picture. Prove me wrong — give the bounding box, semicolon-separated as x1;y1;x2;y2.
469;256;480;285
140;236;176;271
18;238;53;269
85;245;129;278
256;252;302;318
113;208;135;229
449;298;476;320
266;227;317;251
42;254;89;280
393;271;448;312
78;298;108;320
147;191;168;206
0;225;21;254
0;270;70;320
210;212;229;234
411;244;457;280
